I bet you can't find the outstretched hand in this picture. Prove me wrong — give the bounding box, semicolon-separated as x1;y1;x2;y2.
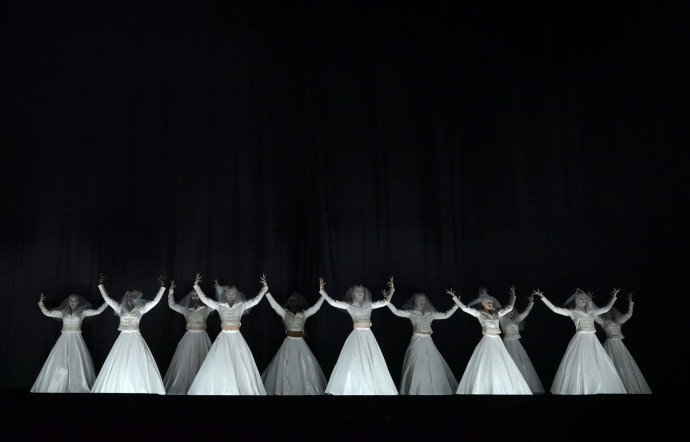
446;288;457;298
260;274;268;288
509;286;516;296
39;293;46;303
610;288;620;298
627;292;633;302
97;273;106;285
387;276;394;289
527;293;534;302
170;280;176;291
532;289;544;298
319;277;325;291
157;274;167;286
194;273;202;286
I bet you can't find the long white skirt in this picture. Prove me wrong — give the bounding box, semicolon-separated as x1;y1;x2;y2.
399;334;458;395
603;338;652;394
31;331;96;393
261;336;327;395
503;337;545;394
550;332;626;394
187;330;266;395
325;327;398;395
456;334;532;395
91;331;165;394
163;330;212;395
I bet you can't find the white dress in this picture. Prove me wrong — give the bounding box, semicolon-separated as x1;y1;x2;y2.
91;285;166;394
453;295;532;395
186;284;267;395
499;301;545;394
321;289;398;395
163;290;213;395
261;293;327;395
594;301;652;394
31;301;108;393
541;296;626;394
388;301;459;395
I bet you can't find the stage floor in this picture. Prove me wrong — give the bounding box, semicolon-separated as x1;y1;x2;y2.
0;390;668;441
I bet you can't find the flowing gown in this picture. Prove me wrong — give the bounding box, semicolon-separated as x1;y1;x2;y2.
31;301;108;393
261;293;327;395
499;301;545;394
540;295;626;394
91;285;166;394
453;295;532;395
387;302;459;395
594;301;652;394
321;289;398;395
163;290;212;395
186;284;267;395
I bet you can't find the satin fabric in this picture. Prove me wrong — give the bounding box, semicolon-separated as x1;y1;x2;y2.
163;329;212;395
398;334;458;395
262;336;327;395
502;338;545;394
31;331;96;393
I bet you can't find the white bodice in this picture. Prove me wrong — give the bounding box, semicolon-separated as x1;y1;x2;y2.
499;301;534;339
595;301;633;340
265;292;324;332
453;294;515;335
320;289;389;325
541;295;617;333
99;284;165;331
193;284;266;326
387;302;458;334
168;291;209;328
38;300;108;332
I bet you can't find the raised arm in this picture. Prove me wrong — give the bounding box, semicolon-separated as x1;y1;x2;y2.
497;286;517;318
264;292;285;317
167;287;186;315
98;277;121;314
372;276;395;309
244;274;268;310
319;278;349;310
516;295;535;322
140;275;167;315
37;294;63;319
618;294;634;325
432;303;459;320
593;288;619;316
386;298;411;318
193;273;218;310
447;289;479;317
304;294;325;319
83;301;109;317
533;290;571;317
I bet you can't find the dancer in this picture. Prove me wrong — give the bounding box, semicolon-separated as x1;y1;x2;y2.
31;293;108;393
261;279;327;395
533;288;626;394
320;277;398;395
448;286;532;395
386;291;459;395
186;273;268;395
594;292;652;394
163;286;214;395
91;273;167;394
499;291;545;394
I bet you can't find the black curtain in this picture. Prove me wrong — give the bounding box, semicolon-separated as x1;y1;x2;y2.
1;1;687;396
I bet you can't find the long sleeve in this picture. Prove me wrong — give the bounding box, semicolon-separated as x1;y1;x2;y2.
82;302;109;317
140;286;165;314
168;290;187;315
498;293;516;318
99;284;121;314
243;285;268;310
618;301;634;325
265;292;285;317
320;289;349;310
593;295;618;316
452;296;479;317
517;301;534;322
303;295;325;319
432;303;459;320
38;301;63;319
387;301;411;318
540;296;571;317
194;284;218;310
371;287;394;309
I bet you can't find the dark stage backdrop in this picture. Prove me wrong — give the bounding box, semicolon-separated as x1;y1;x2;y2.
1;1;686;395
